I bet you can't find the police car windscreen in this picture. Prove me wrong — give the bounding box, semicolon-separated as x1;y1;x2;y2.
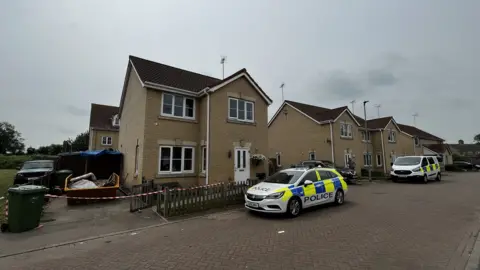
264;171;304;184
394;157;421;166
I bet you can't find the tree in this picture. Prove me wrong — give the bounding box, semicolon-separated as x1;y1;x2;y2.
458;139;464;144
26;147;36;155
0;122;25;154
71;131;89;152
475;134;480;144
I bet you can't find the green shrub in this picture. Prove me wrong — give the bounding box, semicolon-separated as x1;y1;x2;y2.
0;155;57;170
360;168;385;178
445;164;463;172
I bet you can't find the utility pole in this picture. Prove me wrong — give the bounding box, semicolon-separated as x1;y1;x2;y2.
220;56;227;79
363;100;371;182
280;83;285;102
374;104;381;117
412;113;419;127
350;100;356;114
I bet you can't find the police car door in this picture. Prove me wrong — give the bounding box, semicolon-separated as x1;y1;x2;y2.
317;171;336;204
427;157;437;179
299;170;319;208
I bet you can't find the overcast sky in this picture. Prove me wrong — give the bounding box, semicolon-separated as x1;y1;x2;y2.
0;0;478;147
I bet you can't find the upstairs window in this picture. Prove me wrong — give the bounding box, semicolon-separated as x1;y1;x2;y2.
101;136;112;146
112;114;120;127
361;131;371;142
340;123;353;138
229;98;254;122
162;93;195;119
388;130;396;142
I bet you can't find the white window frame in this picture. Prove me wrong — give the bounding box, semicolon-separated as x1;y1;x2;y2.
276;153;281;167
414;137;420;146
112;114;120;127
101;136;112;146
361;130;371;142
376;153;383;167
228;97;254;123
340;122;353;138
308;151;316;161
201;146;207;173
161;93;195;120
363;152;372;167
158;146;195;174
388;130;396;142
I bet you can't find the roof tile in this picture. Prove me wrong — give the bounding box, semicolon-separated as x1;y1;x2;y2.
129;55;221;92
89;104;119;130
285;100;348;123
397;124;443;141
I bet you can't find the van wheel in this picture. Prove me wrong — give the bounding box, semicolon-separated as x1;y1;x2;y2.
423;174;428;184
436;173;441;181
334;190;345;205
286;197;302;218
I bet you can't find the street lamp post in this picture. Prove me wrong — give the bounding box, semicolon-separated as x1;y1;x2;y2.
363;101;372;182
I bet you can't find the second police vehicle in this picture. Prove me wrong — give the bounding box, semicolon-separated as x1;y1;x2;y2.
390;155;441;183
245;167;348;217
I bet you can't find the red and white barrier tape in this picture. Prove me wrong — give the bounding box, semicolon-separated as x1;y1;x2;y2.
43;183;226;200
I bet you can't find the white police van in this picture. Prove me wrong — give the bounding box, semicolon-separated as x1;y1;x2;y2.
244;167;348;217
390;156;441;183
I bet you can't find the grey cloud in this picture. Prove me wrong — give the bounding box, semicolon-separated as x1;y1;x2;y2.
56;126;76;135
367;69;397;87
323;71;365;99
65;105;89;117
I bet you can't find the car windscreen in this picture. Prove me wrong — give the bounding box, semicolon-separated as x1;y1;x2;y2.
263;171;304;184
22;161;54;170
393;157;421;166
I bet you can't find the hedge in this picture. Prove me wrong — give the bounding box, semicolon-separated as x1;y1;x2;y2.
0;155;58;170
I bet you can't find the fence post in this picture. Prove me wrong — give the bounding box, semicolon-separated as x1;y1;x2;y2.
164;188;170;218
222;182;227;207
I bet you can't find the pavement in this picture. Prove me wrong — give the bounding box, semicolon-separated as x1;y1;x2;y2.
0;198;164;257
1;172;480;269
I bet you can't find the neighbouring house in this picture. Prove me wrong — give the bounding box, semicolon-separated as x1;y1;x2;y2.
449;141;480;158
118;55;272;188
88;103;120;150
268;100;366;175
397;123;453;166
354;116;416;174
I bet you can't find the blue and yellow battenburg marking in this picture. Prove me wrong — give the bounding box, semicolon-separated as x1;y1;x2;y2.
274;172;348;202
420;164;438;173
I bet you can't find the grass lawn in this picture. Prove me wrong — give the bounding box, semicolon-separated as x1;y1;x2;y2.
0;170;15;222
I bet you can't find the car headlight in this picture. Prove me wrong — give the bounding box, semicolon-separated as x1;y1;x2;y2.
265;191;285;200
412;167;421;172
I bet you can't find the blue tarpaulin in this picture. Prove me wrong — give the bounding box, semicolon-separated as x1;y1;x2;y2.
79;150;122;157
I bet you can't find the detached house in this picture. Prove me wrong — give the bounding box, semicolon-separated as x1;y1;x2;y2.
118;56;272;188
268;100;365;174
398;124;453;166
354;116;416;174
268;100;417;176
88;103;120;150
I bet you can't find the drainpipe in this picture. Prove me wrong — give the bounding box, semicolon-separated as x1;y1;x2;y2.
329;121;335;164
205;89;211;185
380;129;387;175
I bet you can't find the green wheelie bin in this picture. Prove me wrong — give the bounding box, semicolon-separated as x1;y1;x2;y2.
7;185;48;233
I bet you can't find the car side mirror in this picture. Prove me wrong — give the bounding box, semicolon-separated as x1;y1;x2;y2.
390;162;393;166
304;180;313;186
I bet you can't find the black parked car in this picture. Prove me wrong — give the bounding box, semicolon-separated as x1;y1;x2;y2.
453;161;480;171
14;160;59;187
296;160;357;184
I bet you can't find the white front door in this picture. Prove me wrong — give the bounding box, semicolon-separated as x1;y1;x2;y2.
234;147;250;183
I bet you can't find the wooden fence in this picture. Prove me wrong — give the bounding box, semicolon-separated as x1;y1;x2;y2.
156;179;260;218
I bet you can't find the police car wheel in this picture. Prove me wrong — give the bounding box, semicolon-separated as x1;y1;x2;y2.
334;190;345;205
287;197;301;217
436;173;441;181
423;175;428;184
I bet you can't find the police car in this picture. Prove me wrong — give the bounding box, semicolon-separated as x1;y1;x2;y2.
245;167;348;217
390;156;441;183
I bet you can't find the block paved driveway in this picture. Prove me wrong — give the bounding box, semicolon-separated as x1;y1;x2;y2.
2;172;480;270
